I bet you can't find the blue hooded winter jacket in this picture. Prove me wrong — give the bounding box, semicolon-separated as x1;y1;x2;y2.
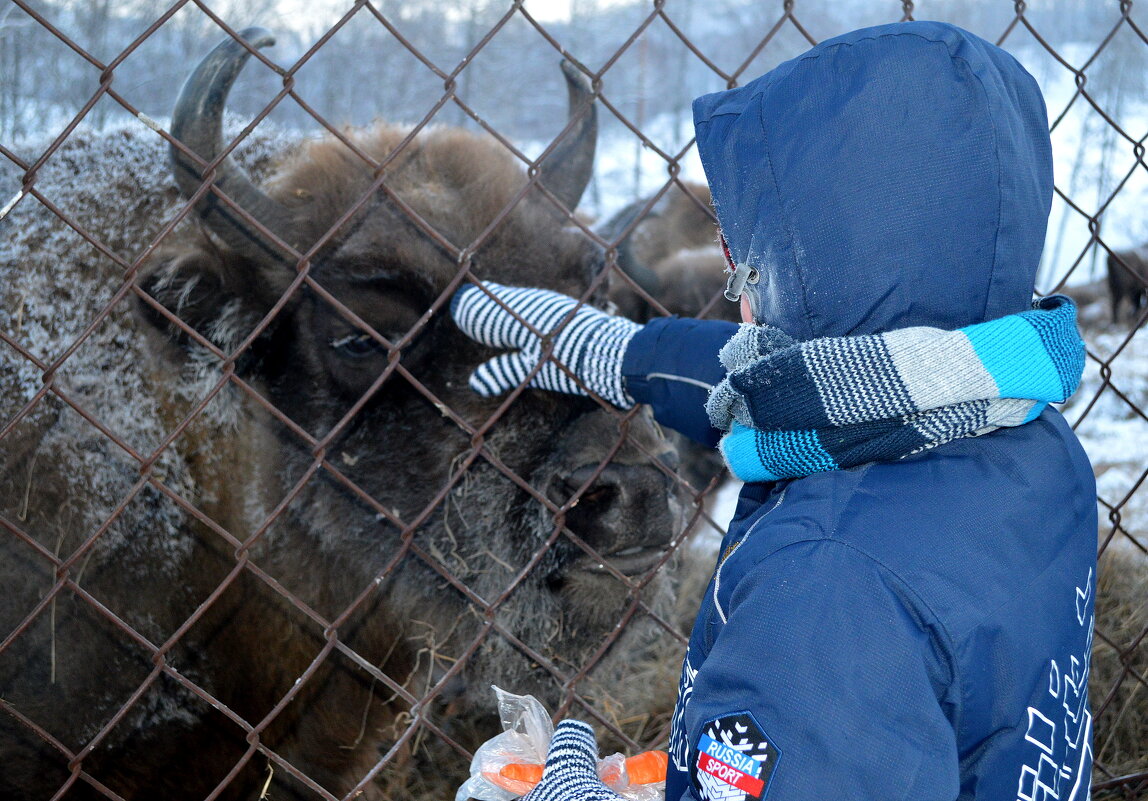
619;21;1097;801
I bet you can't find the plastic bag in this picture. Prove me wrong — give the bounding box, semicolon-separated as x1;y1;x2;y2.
595;750;667;801
455;686;666;801
455;686;554;801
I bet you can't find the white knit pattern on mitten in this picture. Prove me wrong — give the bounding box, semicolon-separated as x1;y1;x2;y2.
522;721;625;801
451;282;641;409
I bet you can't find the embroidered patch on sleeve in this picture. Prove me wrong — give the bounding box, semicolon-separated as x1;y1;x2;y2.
690;712;780;801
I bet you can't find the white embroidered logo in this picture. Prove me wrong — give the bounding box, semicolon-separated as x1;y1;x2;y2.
1016;567;1094;801
670;656;698;772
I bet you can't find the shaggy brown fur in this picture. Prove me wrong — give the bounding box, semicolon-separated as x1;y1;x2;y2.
0;74;687;801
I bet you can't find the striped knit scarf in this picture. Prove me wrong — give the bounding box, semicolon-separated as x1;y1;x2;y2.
706;295;1085;482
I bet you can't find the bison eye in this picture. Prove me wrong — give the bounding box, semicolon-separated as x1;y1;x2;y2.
329;332;384;360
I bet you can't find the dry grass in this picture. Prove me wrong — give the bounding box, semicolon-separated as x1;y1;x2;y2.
1093;545;1148;799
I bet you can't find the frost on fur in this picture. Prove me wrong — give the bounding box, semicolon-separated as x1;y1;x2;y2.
0;52;686;801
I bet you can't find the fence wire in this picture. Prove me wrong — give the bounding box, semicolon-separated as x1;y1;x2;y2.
0;1;1146;799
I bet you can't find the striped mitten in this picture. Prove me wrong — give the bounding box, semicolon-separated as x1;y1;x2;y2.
522;721;624;801
450;282;642;409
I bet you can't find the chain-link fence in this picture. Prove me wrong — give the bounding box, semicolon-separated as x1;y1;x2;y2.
0;1;1145;799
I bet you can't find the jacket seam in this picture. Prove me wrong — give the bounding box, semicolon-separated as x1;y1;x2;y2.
712;488;787;625
946;52;1003;324
643;372;716;391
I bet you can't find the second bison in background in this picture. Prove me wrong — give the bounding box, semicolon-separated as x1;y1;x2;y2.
1106;247;1148;324
599;181;738;325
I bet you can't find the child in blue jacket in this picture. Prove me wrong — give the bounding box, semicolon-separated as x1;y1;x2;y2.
451;21;1096;801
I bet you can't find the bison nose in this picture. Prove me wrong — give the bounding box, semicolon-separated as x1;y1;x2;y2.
547;460;679;576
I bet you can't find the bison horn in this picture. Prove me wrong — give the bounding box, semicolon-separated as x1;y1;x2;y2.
593;197;663;296
538;61;598;214
170;27;295;264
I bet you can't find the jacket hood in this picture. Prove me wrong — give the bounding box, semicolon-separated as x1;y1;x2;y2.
692;21;1053;339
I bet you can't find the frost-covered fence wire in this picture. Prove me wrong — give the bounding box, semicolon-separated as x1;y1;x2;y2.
1;1;1146;799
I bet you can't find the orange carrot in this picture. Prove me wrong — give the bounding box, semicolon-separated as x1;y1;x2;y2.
486;750;667;796
482;766;539;795
500;763;545;784
624;750;669;785
483;762;544;794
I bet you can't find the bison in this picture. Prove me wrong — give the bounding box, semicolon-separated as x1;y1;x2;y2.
597;181;735;326
0;29;686;800
1105;246;1148;324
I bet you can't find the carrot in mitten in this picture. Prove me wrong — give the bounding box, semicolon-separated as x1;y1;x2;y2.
456;688;666;801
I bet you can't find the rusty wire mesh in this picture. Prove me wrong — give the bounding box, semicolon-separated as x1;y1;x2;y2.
0;0;1146;799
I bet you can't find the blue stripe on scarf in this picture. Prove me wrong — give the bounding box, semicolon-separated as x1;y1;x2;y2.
959;297;1082;402
961;315;1061;400
1023;401;1047;424
1023;299;1087;399
819;417;932;466
722;417;937;481
721;423;838;482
